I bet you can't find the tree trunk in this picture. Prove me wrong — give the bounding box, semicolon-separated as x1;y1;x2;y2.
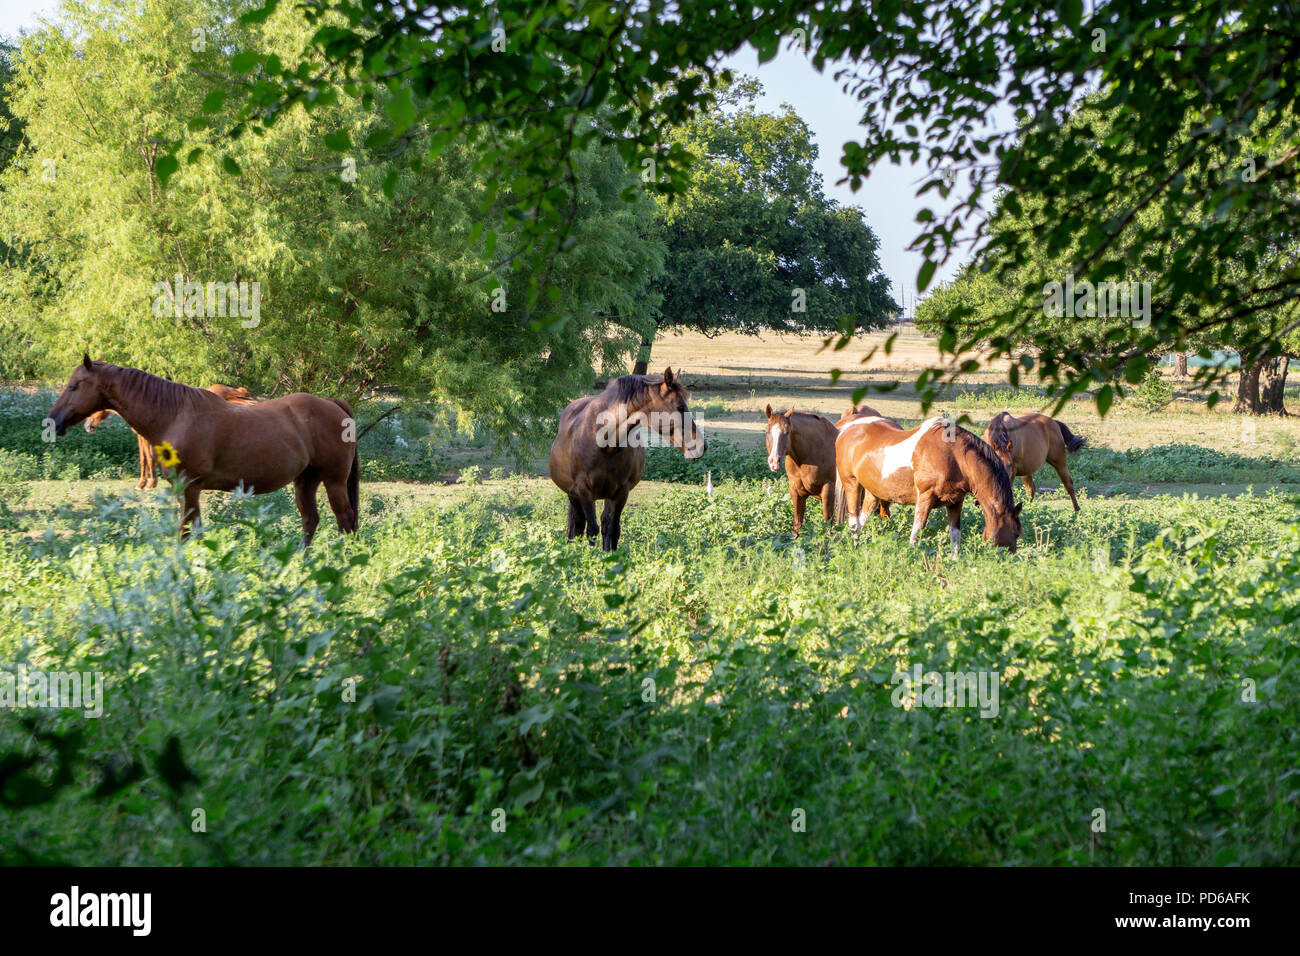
631;320;659;376
1260;355;1290;415
1175;352;1188;378
1234;359;1263;414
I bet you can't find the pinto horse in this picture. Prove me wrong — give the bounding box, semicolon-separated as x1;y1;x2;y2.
84;383;257;489
984;412;1086;511
835;415;1021;555
47;356;358;542
549;368;705;550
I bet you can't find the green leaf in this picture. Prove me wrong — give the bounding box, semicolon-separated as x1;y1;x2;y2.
230;51;261;74
155;153;179;184
917;259;937;292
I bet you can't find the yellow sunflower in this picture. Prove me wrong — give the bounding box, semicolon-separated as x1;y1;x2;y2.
154;441;181;468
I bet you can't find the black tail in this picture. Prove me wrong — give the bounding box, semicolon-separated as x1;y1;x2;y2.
1056;420;1086;453
347;447;360;525
330;397;362;531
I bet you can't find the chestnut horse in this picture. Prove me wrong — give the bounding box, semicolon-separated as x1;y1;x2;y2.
549;368;705;550
984;412;1086;511
763;406;840;534
835;415;1021;555
765;404;897;534
47;356;358;542
84;383;257;489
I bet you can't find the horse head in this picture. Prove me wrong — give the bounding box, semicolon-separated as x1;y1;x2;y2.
764;404;795;472
983;500;1023;553
985;412;1016;468
644;367;707;460
48;355;113;436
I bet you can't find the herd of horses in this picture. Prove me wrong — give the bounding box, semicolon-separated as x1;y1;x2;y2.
47;358;1084;555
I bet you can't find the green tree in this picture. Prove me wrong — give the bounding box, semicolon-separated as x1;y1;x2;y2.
206;0;1300;414
0;0;662;443
632;80;895;373
917;100;1300;415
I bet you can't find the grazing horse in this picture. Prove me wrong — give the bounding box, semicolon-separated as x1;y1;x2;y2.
764;405;841;534
549;367;706;550
984;412;1086;511
47;356;358;542
835;415;1021;555
84;383;257;489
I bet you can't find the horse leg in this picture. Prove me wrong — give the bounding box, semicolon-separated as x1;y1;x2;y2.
577;494;599;545
946;502;963;557
791;486;806;535
910;491;935;545
134;432;145;488
1022;473;1036;501
841;477;862;534
181;480;202;538
294;469;322;545
1050;455;1080;511
820;484;835;526
601;489;631;551
877;499;891;521
134;433;147;488
566;495;584;540
323;478;358;535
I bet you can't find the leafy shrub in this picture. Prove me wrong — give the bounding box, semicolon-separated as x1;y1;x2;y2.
2;481;1297;864
1130;368;1174;412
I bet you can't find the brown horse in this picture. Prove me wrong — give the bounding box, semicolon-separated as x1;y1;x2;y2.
835;415;1021;555
984;412;1086;511
764;405;839;534
549;368;705;550
84;383;257;489
48;356;358;542
765;404;895;534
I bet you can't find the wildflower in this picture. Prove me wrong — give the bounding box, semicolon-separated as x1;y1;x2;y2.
154;441;181;468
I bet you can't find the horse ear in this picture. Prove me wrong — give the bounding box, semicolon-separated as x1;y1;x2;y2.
765;403;773;418
662;366;674;385
784;407;794;419
82;353;94;371
1013;502;1023;516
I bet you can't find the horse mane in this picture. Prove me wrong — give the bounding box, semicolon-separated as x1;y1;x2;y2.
100;363;211;418
958;427;1014;509
607;373;680;406
987;411;1014;453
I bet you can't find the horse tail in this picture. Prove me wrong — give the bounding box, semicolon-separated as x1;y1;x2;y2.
833;474;847;524
347;444;360;522
330;398;361;527
1056;420;1086;453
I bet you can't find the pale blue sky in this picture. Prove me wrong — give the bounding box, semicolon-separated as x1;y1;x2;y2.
2;1;999;311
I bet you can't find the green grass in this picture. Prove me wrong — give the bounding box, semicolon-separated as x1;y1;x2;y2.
2;475;1297;865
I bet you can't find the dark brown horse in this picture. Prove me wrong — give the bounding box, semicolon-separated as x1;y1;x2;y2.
84;383;257;489
549;368;705;550
835;415;1021;555
48;356;358;542
984;412;1086;511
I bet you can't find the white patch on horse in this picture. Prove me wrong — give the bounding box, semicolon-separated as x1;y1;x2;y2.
881;417;943;480
767;424;783;469
835;416;884;432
